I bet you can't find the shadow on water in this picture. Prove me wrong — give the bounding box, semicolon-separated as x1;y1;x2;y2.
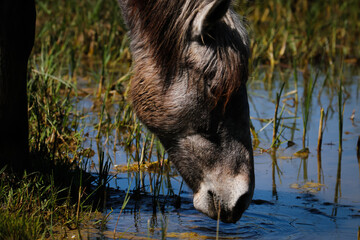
74;67;360;239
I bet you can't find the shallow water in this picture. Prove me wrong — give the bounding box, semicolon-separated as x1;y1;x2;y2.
77;67;360;239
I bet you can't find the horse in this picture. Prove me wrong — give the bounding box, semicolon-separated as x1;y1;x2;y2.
118;0;254;223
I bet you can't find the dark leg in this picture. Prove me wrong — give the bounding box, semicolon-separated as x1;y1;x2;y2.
0;0;36;172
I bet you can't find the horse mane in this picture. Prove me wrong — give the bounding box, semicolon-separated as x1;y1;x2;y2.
123;0;249;106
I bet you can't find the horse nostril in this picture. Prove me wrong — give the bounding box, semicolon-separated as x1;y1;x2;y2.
231;192;251;221
207;190;221;214
207;190;216;206
193;173;253;223
215;191;251;223
203;189;252;223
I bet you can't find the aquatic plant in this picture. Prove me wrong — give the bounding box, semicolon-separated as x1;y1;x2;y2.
271;82;285;148
301;71;319;148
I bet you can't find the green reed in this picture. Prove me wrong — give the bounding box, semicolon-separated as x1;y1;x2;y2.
301;71;319;148
236;0;360;69
0;166;99;239
317;108;325;152
271;82;285;148
338;79;344;152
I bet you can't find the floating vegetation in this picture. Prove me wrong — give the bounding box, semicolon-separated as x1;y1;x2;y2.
293;148;310;158
166;232;208;239
290;182;326;193
114;160;171;174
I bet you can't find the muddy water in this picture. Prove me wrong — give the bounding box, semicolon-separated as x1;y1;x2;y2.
78;68;360;239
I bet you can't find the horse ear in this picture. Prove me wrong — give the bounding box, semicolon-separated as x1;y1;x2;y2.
192;0;231;38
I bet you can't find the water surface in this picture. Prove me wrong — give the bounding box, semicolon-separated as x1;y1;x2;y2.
77;67;360;239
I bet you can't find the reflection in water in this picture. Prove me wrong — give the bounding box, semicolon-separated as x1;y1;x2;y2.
357;136;360;179
317;151;324;192
332;151;342;217
316;107;325;192
290;75;299;143
271;151;277;199
271;150;282;200
301;157;308;181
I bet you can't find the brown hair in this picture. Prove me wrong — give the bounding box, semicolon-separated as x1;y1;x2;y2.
120;0;249;106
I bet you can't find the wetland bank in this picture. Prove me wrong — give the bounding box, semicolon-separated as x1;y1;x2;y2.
1;0;360;239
